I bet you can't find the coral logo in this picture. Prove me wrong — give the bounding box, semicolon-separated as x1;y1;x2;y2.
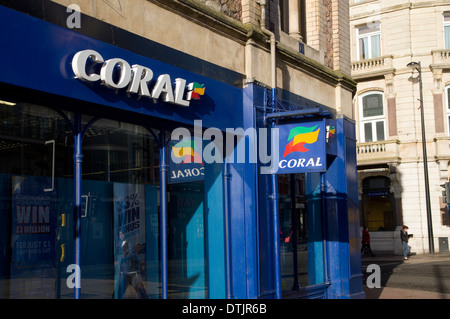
187;82;205;101
283;125;320;158
172;139;203;165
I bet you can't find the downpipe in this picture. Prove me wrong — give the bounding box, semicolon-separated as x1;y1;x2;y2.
258;0;281;299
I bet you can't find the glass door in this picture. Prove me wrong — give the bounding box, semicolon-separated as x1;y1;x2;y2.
0;100;73;298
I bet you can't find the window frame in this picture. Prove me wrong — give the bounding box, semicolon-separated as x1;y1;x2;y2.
358;91;386;143
356;22;381;61
444;12;450;49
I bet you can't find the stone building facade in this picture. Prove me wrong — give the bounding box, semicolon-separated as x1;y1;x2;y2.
350;0;450;254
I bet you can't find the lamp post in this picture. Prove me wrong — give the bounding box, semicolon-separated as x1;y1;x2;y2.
407;61;435;254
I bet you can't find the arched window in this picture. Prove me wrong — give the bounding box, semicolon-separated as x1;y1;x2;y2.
361;176;396;231
359;91;386;142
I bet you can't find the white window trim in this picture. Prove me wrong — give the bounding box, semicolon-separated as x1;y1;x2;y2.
358;91;386;143
356;23;381;61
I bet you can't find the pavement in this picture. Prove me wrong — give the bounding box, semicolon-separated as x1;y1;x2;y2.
362;252;450;299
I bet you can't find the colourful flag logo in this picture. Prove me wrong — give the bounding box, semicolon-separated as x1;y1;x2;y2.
283;125;320;158
172;139;203;165
326;125;335;140
187;82;205;100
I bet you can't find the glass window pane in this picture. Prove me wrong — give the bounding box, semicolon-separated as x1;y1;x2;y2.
359;37;369;60
80;119;160;299
0;101;73;298
371;35;380;58
168;182;206;298
447;87;450;109
376;121;385;141
279;173;325;294
444;13;450;22
358;24;380;35
364;123;373;142
445;25;450;49
448;115;450;135
362;94;383;117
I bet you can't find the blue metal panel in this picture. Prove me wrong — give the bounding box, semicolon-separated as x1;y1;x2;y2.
219;84;260;299
0;5;243;131
228;163;246;298
242;85;259;298
344;119;364;299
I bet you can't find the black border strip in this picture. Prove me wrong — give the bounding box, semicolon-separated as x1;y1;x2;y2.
0;0;245;87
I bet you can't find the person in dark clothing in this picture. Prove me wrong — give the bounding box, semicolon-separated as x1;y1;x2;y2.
400;225;413;260
361;227;375;257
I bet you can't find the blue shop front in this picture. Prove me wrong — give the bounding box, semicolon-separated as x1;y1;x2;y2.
0;4;364;299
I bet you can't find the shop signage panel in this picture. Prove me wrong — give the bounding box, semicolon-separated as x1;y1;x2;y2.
0;5;243;131
276;119;327;174
71;49;205;108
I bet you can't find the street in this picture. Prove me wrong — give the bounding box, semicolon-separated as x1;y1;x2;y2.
361;252;450;299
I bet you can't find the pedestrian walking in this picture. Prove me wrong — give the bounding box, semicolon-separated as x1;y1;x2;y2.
400;225;413;260
361;226;375;257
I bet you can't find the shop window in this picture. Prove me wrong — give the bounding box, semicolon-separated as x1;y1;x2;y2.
81;118;161;299
0;100;73;298
0;99;221;299
278;173;325;293
361;177;395;231
359;91;386;142
444;13;450;49
357;23;381;60
167;182;206;298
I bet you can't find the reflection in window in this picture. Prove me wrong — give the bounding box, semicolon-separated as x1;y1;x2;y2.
81;119;161;299
278;173;324;293
167;182;207;299
0;100;73;298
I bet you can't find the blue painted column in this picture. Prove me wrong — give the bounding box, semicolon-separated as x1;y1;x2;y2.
159;130;168;299
73;112;82;299
321;117;363;299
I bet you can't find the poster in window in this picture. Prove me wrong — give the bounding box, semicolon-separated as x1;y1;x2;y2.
113;183;148;299
10;176;57;298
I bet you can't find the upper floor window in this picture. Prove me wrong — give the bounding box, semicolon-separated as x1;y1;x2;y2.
359;92;385;142
280;0;306;41
357;23;381;60
444;13;450;49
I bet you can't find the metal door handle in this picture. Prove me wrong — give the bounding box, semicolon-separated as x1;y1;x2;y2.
60;244;65;262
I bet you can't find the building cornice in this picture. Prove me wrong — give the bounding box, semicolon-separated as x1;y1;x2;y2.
149;0;356;93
